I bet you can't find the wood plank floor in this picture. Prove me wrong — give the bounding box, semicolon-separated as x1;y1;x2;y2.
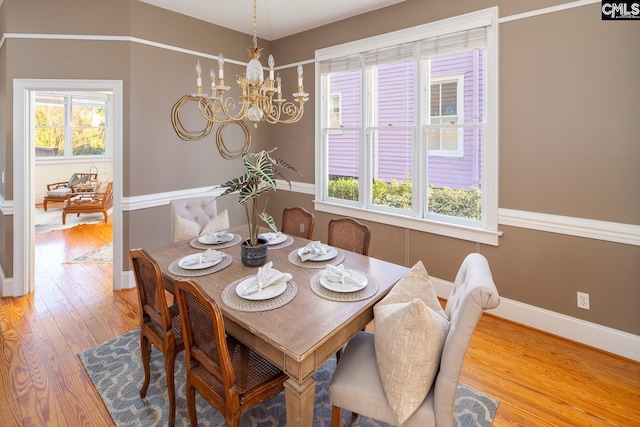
1;218;638;426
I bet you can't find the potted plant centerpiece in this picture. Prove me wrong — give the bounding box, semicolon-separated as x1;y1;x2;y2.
218;148;300;266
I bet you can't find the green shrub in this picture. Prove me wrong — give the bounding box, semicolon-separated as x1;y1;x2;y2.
328;177;481;219
328;177;359;200
428;185;481;220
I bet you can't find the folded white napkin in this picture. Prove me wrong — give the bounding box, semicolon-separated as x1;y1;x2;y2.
203;230;233;243
243;261;293;295
322;264;360;287
182;248;225;266
297;241;329;262
259;232;282;243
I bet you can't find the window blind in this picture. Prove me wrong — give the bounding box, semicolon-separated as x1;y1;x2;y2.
420;27;486;59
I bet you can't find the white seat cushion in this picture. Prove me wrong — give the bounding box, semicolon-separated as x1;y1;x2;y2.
47;187;72;198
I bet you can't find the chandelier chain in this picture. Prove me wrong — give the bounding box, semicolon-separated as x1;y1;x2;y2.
252;0;258;50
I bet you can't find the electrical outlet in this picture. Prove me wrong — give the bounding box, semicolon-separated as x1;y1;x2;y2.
577;292;590;310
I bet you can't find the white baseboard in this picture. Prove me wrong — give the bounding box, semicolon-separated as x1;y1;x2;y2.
0;268;14;297
431;277;640;363
120;270;135;290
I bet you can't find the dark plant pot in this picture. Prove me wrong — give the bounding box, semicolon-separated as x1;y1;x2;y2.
240;238;268;267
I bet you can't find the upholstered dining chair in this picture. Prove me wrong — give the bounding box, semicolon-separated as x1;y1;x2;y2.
281;206;315;239
174;279;288;427
170;196;221;243
129;248;184;427
328;253;500;427
328;217;371;255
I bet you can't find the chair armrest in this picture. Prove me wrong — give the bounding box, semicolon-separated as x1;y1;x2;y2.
47;181;69;191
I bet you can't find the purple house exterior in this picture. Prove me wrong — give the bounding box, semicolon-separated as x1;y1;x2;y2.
326;51;484;191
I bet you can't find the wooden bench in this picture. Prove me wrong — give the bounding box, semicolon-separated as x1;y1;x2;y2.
43;172;99;211
62;181;113;225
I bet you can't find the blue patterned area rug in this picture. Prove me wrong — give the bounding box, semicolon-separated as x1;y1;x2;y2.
78;329;498;426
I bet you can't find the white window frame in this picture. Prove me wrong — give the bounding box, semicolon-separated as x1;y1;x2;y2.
315;7;500;245
34;91;112;162
428;73;465;157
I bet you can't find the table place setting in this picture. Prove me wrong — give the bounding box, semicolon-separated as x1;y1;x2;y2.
310;264;379;302
189;230;242;250
287;241;345;268
258;231;294;249
168;248;233;277
222;261;298;311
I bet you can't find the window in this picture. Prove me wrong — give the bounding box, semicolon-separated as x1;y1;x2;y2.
315;8;499;245
35;91;109;159
328;93;342;128
429;74;464;156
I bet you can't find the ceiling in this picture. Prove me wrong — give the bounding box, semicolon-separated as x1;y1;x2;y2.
138;0;407;41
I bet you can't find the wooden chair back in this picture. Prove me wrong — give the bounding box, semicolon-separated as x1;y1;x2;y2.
174;279;288;427
282;207;315;239
131;248;173;331
328;217;371;255
130;248;183;426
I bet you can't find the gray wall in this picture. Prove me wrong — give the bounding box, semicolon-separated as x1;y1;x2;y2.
1;0;638;338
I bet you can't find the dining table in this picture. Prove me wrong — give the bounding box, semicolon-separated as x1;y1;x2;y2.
146;225;409;427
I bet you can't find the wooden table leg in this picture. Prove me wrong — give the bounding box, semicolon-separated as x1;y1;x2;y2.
284;376;317;427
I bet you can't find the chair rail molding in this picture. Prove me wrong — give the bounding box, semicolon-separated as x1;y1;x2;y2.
498;208;640;247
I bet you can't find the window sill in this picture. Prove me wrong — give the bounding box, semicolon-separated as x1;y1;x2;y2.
314;200;501;246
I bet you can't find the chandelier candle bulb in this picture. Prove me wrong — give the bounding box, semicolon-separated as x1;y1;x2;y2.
268;54;275;80
196;61;202;88
218;54;224;79
297;64;303;87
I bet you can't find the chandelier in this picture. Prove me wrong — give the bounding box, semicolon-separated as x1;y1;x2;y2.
171;0;309;155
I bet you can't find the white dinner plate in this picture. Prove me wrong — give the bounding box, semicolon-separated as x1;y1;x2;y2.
178;253;223;270
259;233;288;245
198;233;235;245
235;276;288;300
308;246;338;262
319;271;368;292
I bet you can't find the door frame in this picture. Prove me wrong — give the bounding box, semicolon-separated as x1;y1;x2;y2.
12;78;124;296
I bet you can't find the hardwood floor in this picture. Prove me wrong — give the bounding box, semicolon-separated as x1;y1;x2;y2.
1;219;638;426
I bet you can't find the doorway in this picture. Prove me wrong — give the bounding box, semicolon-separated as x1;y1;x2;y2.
12;79;124;296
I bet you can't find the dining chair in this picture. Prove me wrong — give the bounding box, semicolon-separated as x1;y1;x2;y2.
170;196;219;242
328;217;371;255
174;278;289;427
129;248;184;427
328;253;500;427
281;206;316;239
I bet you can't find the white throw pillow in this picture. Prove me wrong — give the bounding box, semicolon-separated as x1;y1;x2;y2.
173;215;203;242
173;209;231;242
373;261;450;424
201;209;230;235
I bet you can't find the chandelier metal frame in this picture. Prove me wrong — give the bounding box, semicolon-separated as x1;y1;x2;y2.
171;0;308;153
